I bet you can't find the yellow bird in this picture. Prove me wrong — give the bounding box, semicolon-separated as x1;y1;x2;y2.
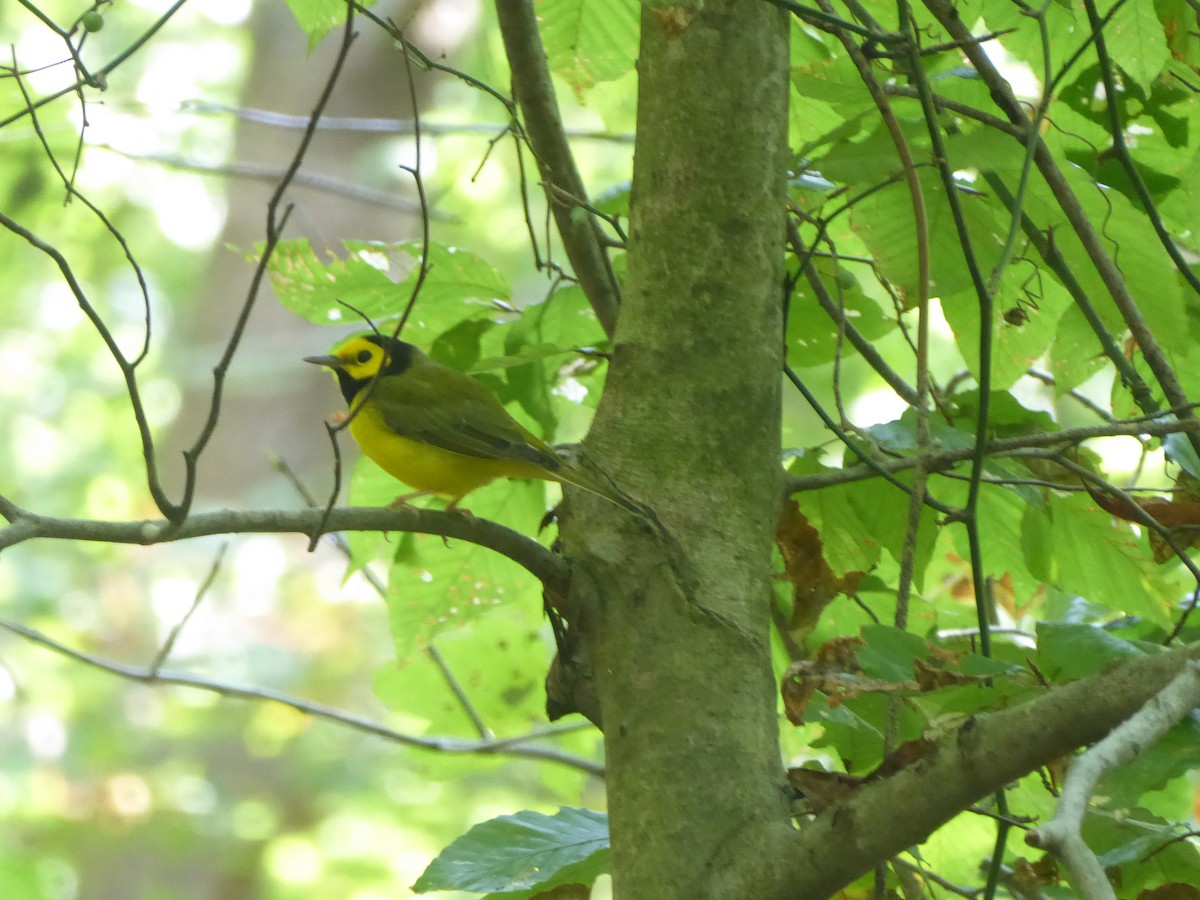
305;334;643;515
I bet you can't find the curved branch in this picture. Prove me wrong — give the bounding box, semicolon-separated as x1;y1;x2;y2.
0;619;601;776
495;0;622;338
768;642;1200;897
0;211;174;516
785;413;1200;494
1029;661;1200;897
0;500;569;594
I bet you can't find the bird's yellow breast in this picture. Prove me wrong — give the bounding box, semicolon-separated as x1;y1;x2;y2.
347;401;549;499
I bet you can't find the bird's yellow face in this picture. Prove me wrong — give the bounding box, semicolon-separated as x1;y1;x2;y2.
305;334;416;405
318;336;389;381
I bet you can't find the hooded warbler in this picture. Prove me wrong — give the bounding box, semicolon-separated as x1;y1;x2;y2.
305;334;643;514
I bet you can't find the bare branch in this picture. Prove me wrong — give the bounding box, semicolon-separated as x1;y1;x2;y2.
923;0;1200;464
1028;661;1200;898
0;501;569;595
177;4;359;520
182;100;634;142
773;644;1200;896
99;146;439;214
0;619;602;776
495;0;621;338
785;413;1200;494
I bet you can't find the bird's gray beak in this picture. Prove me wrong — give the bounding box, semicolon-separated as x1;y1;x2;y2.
304;354;346;369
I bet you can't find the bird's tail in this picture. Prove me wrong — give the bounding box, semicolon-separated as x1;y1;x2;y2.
553;456;652;520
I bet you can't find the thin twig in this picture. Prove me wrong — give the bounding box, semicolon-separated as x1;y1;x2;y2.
272;454;496;740
0;0;191;130
98;146;439;214
148;543;228;676
176;4;359;522
0;619;602;776
182;101;634;142
785;412;1200;494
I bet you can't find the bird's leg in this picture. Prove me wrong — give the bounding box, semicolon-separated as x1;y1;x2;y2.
444;495;477;521
389;490;432;508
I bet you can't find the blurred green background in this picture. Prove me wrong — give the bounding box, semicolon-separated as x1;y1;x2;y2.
0;1;631;896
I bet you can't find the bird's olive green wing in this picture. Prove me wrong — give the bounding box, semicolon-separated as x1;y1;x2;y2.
370;363;562;470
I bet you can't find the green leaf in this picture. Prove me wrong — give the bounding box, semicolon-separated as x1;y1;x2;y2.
946;389;1058;438
791;42;878;114
1036;621;1146;682
815;125;909;187
384;480;548;657
413;807;609;894
1097;719;1200;808
431;318;492;372
787;455;881;575
1044;493;1171;623
373;610;549;739
787;257;895;369
1163;425;1200;478
268;239;510;338
1086;808;1200;892
847;475;937;590
537;0;639;98
807;692;886;774
950;482;1048;601
267;238;406;324
858;625;927;682
281;0;368;50
1106;0;1169;89
1049;304;1111;393
940;260;1071;390
862;410;975;454
399;241;511;314
849;170;1004;307
509;285;605;350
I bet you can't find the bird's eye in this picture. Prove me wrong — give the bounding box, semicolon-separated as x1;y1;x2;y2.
356;349;373;364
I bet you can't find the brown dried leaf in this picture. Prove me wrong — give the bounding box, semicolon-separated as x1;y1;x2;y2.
776;501;865;635
781;637;863;723
1010;856;1060;890
914;656;981;690
1084;478;1200;564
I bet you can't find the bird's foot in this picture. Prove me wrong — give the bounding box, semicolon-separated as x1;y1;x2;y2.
389;490;431;508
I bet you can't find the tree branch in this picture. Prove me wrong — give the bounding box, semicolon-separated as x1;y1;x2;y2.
1028;661;1200;898
771;643;1200;897
0;619;602;776
182;100;634;142
786;413;1200;494
0;500;569;594
923;0;1200;464
495;0;622;338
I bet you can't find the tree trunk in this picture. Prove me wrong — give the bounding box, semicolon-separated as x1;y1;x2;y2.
559;2;794;896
